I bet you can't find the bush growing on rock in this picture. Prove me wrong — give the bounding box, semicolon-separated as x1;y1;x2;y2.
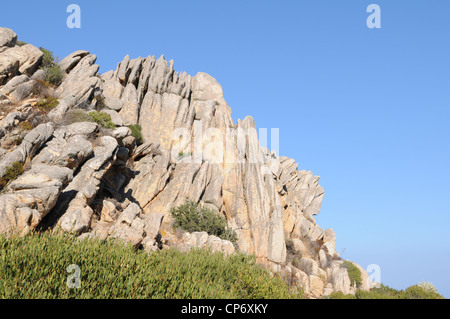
40;47;56;68
171;200;238;246
62;109;93;125
44;65;64;86
0;231;302;299
39;47;63;86
36;97;59;112
0;161;24;190
342;260;362;288
88;111;116;129
128;124;143;145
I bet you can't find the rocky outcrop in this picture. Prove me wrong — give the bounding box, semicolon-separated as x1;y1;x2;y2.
0;123;54;176
55;53;100;107
55;135;118;234
0;30;43;85
0;28;17;49
177;231;236;255
0;164;72;235
0;26;370;298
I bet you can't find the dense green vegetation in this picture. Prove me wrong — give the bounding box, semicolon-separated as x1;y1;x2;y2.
128;124;143;145
88;111;116;129
325;283;443;299
0;232;302;299
63;109;115;129
39;47;63;86
342;260;362;288
171;200;238;246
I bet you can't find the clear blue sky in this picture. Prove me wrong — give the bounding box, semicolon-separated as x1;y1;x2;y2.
1;0;449;297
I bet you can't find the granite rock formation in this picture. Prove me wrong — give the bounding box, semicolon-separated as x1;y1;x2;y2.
0;27;371;298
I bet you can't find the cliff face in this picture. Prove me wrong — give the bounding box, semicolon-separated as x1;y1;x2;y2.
0;27;370;298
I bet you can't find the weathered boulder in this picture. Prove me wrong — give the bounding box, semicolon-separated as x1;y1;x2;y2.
118;83;139;125
298;257;320;277
0;47;20;84
0;164;73;234
0;27;17;48
141;212;164;252
47;98;72;122
15;44;43;75
108;202;145;247
103;109;124;127
178;231;235;255
55;136;118;233
0;110;28;131
0;74;29;95
291;238;306;254
0;44;43;83
54;121;98;139
0;123;54;177
309;275;324;298
9;79;37;100
99;199;118;223
328;261;352;295
58;50;89;74
32;134;93;170
55;53;100;106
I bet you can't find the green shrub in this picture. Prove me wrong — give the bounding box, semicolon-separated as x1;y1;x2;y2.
353;283;443;299
342;261;362;288
0;162;24;189
16;40;27;47
171;200;238;246
36;97;59;112
88;111;116;129
0;231;302;299
40;47;57;68
403;284;443;299
43;65;63;86
63;109;93;125
355;284;400;299
128;124;143;145
418;281;439;294
326;291;357;299
39;47;63;86
326;283;443;299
